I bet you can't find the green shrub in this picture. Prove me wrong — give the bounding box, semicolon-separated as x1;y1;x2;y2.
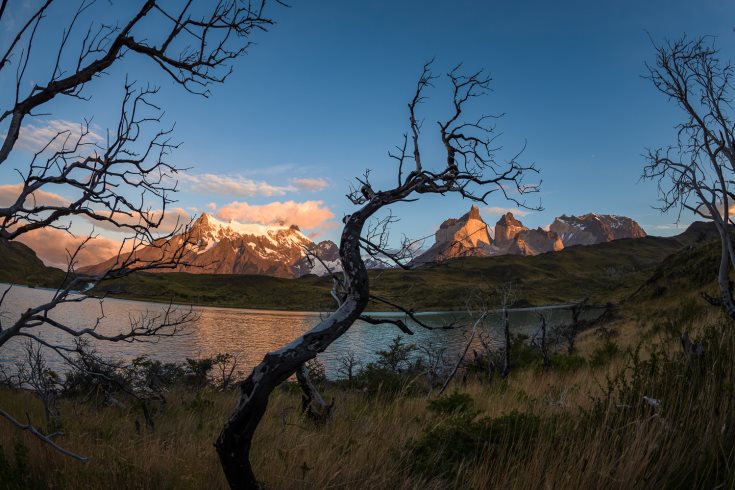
547;353;587;372
427;393;475;415
407;409;542;480
588;340;620;367
0;441;46;489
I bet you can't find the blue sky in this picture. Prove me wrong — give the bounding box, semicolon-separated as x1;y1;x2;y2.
2;0;735;257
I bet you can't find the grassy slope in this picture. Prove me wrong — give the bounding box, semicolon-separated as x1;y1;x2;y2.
0;239;66;288
93;234;686;310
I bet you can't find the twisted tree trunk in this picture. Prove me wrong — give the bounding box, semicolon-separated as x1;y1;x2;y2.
213;62;539;488
215;208;374;489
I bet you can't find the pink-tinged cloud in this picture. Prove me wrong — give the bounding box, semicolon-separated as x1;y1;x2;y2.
16;228;128;269
83;207;193;235
178;172;293;197
9;119;103;154
206;202;217;210
216;200;335;230
306;221;340;240
290;177;329;192
0;183;68;208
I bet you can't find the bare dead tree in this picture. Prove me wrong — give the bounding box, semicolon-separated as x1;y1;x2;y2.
22;341;63;432
438;313;485;395
536;313;550;370
215;61;540;488
417;340;449;389
212;353;242;391
476;334;499;381
336;350;360;382
0;0;279;460
642;35;735;318
557;298;588;354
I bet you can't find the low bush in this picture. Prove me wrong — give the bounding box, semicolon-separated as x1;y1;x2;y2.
407;405;542;480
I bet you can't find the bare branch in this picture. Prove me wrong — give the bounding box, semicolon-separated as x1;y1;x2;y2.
0;409;89;462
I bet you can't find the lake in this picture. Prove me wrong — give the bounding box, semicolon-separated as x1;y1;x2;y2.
0;284;600;378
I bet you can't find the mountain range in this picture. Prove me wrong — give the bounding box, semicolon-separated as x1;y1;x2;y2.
413;206;646;264
79;214;340;278
77;208;646;278
0;219;719;310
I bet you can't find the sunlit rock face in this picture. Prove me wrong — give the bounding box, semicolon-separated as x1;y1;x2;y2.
550;213;646;247
413;208;647;265
79;213;341;278
493;212;528;250
508;228;564;256
491;213;563;256
80;210;649;276
414;205;493;263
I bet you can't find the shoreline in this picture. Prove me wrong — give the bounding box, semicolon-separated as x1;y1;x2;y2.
3;282;605;316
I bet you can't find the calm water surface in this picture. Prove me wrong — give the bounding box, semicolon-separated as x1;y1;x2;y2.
0;284;600;377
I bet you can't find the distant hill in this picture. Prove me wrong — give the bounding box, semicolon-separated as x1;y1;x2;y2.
631;222;722;304
92;223;715;311
0;239;66;288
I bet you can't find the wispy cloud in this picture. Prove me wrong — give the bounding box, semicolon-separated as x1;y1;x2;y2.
644;223;688;231
290;177;329;192
83;207;193;235
178;173;293;197
216;200;335;230
177;172;331;197
482;206;530;218
0;183;68;208
10;119;103;154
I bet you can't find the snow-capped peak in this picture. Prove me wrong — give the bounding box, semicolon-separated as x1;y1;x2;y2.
194;213;311;246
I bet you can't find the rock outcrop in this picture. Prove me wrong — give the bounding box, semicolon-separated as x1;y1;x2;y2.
414;205;493;263
414;208;646;264
550;213;646;247
493;212;528;250
80;210;650;276
509;228;564;256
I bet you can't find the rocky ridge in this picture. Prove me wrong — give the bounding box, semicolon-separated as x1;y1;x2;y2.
550;213;646;247
80;209;649;277
80;213;341;278
413;207;646;263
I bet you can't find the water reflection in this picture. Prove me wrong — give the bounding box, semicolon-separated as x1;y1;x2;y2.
0;284;601;378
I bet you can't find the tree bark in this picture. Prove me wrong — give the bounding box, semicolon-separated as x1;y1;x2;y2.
296;364;333;423
212;62;540;488
215;208;374;489
501;307;511;379
539;314;549;371
717;232;735;319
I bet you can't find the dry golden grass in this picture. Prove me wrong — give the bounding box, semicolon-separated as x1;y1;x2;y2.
1;300;733;489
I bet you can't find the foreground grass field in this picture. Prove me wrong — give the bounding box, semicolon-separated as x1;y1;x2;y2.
1;294;733;489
